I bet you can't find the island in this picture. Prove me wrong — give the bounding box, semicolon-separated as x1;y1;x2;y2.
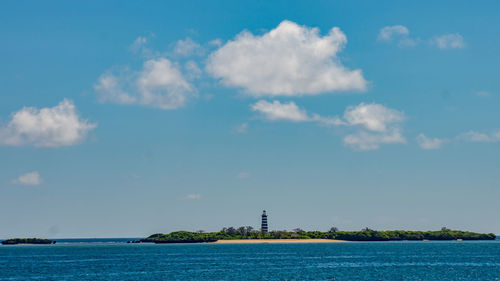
1;238;55;245
141;227;496;244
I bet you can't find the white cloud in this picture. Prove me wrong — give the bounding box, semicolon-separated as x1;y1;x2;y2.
208;38;222;46
95;58;197;110
251;100;310;122
344;129;406;151
184;60;202;79
250;100;344;126
417;134;445;149
432;33;465;49
342;103;406;151
250;100;406;151
174;38;203;56
343;103;406;132
378;25;416;47
186;193;202;200
234;122;248;134
458;130;500;143
378;25;409;41
311;114;346;127
0;99;96;147
379;26;466;50
12;171;42;186
237;172;251;179
130;36;148;52
207;20;367;97
129;35;156;58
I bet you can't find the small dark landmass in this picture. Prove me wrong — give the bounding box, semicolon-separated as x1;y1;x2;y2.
141;227;496;244
1;238;55;245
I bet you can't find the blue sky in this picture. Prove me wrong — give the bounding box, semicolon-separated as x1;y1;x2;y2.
1;0;499;238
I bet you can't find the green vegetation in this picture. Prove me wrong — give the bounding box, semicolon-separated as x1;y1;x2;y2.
1;238;55;245
142;227;496;243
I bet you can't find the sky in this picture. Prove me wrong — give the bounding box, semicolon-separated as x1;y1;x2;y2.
1;0;499;238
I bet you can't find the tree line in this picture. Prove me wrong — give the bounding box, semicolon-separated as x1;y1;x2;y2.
141;227;496;243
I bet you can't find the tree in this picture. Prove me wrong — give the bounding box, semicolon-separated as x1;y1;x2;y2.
237;226;247;236
328;227;338;233
245;226;254;234
293;228;305;234
226;227;237;235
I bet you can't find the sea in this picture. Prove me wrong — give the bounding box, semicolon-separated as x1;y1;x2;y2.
0;238;499;280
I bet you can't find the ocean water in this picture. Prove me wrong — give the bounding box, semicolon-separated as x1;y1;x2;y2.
1;240;499;280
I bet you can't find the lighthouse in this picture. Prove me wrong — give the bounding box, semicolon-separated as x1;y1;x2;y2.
261;210;268;234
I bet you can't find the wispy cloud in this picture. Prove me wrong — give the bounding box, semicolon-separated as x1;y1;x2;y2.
378;25;409;41
458;130;500;143
417;130;500;150
129;34;156;57
95;58;197;110
234;122;248;134
236;172;251;179
186;193;202;200
431;33;465;49
417;134;446;149
174;38;204;57
378;25;416;47
250;100;344;126
12;171;42;186
130;36;148;52
379;26;465;50
251;100;407;151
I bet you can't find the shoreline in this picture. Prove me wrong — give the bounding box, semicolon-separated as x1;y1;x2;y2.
214;239;349;244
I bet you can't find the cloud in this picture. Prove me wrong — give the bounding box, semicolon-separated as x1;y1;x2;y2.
234;122;248;134
237;172;251;179
186;193;202;200
250;100;343;126
12;171;42;186
207;20;367;97
250;100;406;150
129;35;156;58
341;103;406;150
184;60;202;79
417;134;445;149
174;38;203;56
251;100;310;122
130;36;148;52
379;26;465;50
0;99;96;147
378;25;416;47
378;25;409;41
208;39;222;46
342;103;406;150
432;33;465;49
95;58;197;109
343;130;406;151
458;130;500;143
343;103;405;132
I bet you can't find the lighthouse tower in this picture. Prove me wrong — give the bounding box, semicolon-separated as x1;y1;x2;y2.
261;210;268;234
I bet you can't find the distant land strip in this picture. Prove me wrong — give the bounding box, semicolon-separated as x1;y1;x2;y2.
1;238;55;245
139;228;496;244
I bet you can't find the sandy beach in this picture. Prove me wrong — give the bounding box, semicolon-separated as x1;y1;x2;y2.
214;239;348;244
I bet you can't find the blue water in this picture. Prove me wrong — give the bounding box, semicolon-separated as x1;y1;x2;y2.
1;241;499;280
